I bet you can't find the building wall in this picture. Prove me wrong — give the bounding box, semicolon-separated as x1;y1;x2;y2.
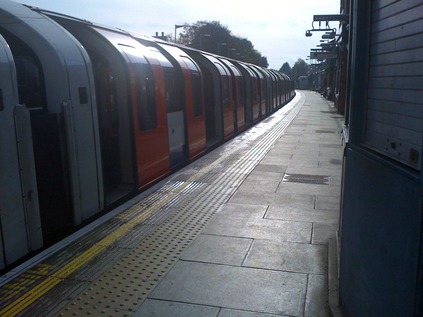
340;0;423;316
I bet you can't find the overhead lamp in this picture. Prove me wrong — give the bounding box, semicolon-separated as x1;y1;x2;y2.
305;30;312;37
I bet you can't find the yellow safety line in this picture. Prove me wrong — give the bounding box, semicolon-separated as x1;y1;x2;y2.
0;184;190;317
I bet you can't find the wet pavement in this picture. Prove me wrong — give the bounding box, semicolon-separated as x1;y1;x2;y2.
0;91;343;317
135;90;344;317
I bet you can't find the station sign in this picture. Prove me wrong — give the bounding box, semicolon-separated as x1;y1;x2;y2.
313;14;349;22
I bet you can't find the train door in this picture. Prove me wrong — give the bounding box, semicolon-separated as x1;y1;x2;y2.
142;41;206;160
117;43;171;188
186;51;223;147
219;58;245;132
233;62;255;126
164;65;187;167
48;20;137;206
267;70;278;111
250;65;267;118
179;55;207;158
144;47;187;168
245;66;260;122
1;3;104;244
0;34;42;269
0;30;73;240
89;48;135;203
215;61;235;139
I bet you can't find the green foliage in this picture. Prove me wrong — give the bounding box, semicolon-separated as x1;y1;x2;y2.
178;21;268;67
279;62;292;78
279;59;309;79
292;58;309;79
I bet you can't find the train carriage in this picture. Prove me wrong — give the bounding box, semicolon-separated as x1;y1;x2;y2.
273;70;285;109
134;37;208;161
0;0;294;270
46;16;175;192
218;57;246;132
0;2;103;242
249;64;269;118
231;61;261;125
185;50;236;146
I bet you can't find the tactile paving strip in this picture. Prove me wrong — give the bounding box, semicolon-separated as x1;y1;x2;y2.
1;95;304;317
53;98;304;316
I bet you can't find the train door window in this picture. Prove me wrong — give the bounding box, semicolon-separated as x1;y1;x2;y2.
96;56;119;137
163;67;182;113
137;64;157;131
120;45;157;132
238;77;245;104
1;30;47;113
215;63;229;109
191;71;203;117
181;56;203;117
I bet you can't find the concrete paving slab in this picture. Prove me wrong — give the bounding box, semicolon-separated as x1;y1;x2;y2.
319;149;344;159
265;205;339;224
305;274;329;317
271;135;301;144
244;240;327;274
315;195;340;210
277;182;341;197
149;261;307;316
180;234;252;266
218;308;287;316
251;164;287;174
204;204;312;243
246;170;284;181
318;158;343;169
229;191;315;210
283;159;320;169
214;202;268;218
284;166;342;177
292;148;321;156
312;223;339;245
260;154;293;166
268;143;298;151
238;178;281;194
134;299;220;317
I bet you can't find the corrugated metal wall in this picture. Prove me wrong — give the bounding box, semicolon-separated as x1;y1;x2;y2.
365;0;423;170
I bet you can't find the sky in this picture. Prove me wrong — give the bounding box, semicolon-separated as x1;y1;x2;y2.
13;0;340;70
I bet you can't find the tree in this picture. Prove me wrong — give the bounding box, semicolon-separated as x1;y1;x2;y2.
292;58;309;80
177;21;268;67
279;62;292;78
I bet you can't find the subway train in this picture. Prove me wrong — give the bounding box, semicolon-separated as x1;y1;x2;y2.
0;1;295;271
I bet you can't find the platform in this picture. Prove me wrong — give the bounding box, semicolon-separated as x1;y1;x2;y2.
0;90;344;317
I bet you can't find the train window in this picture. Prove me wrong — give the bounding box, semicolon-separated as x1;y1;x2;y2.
237;77;244;103
1;30;47;112
222;76;230;109
119;44;157;132
215;63;230;109
164;67;182;113
181;56;203;117
137;64;157;131
191;71;203;117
